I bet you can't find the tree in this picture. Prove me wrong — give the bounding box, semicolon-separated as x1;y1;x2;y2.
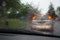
56;7;60;17
0;0;33;18
0;0;23;19
0;0;30;27
48;2;57;19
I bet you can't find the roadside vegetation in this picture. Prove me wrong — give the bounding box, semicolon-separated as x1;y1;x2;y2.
0;0;37;29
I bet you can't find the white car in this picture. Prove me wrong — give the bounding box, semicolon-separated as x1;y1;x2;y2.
31;20;54;34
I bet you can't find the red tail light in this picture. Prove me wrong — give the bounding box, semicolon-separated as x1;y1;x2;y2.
48;15;52;20
32;16;36;20
49;27;53;30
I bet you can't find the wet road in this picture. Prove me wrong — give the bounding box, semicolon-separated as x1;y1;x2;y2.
54;21;60;36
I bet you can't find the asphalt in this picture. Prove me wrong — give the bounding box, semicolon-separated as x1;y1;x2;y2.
54;21;60;36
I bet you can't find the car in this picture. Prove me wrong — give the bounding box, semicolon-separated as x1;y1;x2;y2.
55;18;60;21
31;20;54;34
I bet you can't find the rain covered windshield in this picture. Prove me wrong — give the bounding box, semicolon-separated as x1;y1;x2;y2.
0;0;60;36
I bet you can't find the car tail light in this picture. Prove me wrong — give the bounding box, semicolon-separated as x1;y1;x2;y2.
49;27;53;30
48;15;52;20
32;15;36;20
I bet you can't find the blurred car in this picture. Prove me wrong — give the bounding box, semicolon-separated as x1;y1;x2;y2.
55;18;60;21
31;20;54;34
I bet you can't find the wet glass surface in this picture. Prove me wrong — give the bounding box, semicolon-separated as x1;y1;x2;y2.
0;0;60;36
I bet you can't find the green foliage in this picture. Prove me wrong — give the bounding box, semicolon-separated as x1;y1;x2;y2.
8;19;28;29
0;0;36;18
48;3;55;13
56;7;60;17
0;0;37;28
57;7;60;11
0;18;28;29
48;2;58;19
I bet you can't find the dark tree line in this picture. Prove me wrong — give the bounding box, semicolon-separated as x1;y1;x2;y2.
0;0;36;18
47;2;58;19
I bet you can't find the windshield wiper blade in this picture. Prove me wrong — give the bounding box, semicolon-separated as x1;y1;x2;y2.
0;29;60;38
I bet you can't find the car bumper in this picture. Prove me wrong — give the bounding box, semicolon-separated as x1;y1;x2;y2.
31;27;53;34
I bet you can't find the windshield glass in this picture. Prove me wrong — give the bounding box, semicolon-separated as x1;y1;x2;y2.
0;0;60;36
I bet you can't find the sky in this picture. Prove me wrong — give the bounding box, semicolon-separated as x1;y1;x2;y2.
21;0;60;15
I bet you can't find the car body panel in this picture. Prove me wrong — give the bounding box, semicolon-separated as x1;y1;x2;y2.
31;20;54;34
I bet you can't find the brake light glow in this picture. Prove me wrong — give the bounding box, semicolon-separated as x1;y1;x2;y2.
32;16;36;20
48;15;52;20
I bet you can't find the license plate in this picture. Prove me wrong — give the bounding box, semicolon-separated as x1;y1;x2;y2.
36;25;51;29
38;22;45;24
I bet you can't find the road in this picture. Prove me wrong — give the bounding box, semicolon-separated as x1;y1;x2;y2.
54;21;60;36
